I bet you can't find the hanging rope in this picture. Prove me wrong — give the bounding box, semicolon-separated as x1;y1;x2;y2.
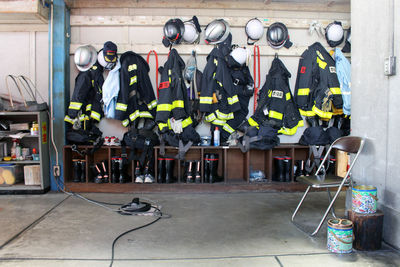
253;45;261;113
146;50;159;98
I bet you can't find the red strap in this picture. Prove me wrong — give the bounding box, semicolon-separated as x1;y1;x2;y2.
146;50;159;98
253;45;261;113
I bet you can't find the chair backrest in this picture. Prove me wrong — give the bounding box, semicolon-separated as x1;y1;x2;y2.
331;136;364;154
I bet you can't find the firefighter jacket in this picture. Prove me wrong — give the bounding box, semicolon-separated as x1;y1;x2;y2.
199;46;241;128
115;51;157;127
294;42;343;119
248;57;303;135
156;49;194;133
220;55;255;140
64;62;104;126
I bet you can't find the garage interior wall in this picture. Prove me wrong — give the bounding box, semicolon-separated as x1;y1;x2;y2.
69;5;350;141
352;0;400;250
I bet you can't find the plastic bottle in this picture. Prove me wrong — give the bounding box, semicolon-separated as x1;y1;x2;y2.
11;139;17;159
15;141;22;160
213;127;220;146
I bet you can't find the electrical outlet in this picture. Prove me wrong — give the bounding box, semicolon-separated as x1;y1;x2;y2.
53;165;60;177
384;56;396;76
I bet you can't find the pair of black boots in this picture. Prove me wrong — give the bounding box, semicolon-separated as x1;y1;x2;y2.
92;160;109;184
273;156;292;182
73;159;86;182
157;158;175;183
204;153;221;183
111;157;129;183
183;160;201;183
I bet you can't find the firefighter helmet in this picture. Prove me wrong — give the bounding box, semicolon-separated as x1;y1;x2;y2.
245;18;264;44
342;27;351;53
230;47;250;66
163;18;185;45
266;22;292;49
204;19;230;45
183;21;200;44
74;45;97;72
325;21;344;47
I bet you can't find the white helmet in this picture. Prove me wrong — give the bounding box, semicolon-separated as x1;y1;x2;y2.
325;21;344;47
245;18;264;44
74;45;97;72
204;19;230;45
230;47;250;66
183;21;200;44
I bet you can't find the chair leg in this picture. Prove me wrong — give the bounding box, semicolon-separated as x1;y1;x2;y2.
291;186;311;222
310;184;347;236
327;188;337;218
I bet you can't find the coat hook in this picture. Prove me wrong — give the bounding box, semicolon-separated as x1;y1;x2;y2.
275;53;278;59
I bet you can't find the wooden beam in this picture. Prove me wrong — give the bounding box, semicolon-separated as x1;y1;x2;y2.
70;15;351;29
65;0;350;13
0;24;48;31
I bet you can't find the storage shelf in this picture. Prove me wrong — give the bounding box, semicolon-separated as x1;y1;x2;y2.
1;160;40;164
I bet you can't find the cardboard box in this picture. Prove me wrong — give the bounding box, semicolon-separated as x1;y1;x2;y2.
24;165;41;185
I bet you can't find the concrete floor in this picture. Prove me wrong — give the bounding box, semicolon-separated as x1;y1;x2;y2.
0;191;399;267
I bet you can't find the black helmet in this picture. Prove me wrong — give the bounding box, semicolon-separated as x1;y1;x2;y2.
266;22;292;49
325;21;344;47
163;18;185;47
342;27;351;53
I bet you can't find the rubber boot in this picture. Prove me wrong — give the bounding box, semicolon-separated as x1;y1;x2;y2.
80;160;86;182
203;154;210;183
111;157;120;183
194;160;201;183
72;159;81;182
157;158;165;183
283;156;292;182
209;153;219;183
186;161;194;183
294;160;305;181
134;162;144;183
273;156;285;182
164;158;175;184
119;158;128;184
101;161;109;183
94;163;103;184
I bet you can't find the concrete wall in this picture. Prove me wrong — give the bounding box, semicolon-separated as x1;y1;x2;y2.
352;0;400;249
70;7;350;142
0;30;48;105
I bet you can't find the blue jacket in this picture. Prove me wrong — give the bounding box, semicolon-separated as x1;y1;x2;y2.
335;48;351;115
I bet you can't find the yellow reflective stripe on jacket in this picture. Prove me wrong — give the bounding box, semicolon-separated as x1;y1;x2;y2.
223;123;235;134
79;114;87;121
213;58;218;66
69;102;82;110
172;100;184;109
299;109;316;117
211;119;226;126
278;120;304;135
129;110;140;121
228;95;239;105
205;113;216;122
317;57;327;69
64;115;74;124
216;80;223;87
90;111;101;121
200;97;213;104
147;100;157;110
128;64;137;72
286;92;291;101
157;103;172;112
312;105;332;119
182;117;193;128
85;104;92;112
129;75;137;86
248;117;259;127
269;110;283;120
330;87;341;95
158;122;168;131
332;106;343;115
297;88;310;96
122;119;129;127
139;111;153;118
216;110;234;120
116;103;127;111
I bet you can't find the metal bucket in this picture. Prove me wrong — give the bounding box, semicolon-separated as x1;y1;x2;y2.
327;218;353;253
352;185;378;214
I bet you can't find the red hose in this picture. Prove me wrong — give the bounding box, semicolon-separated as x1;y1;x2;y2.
253;45;261;113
